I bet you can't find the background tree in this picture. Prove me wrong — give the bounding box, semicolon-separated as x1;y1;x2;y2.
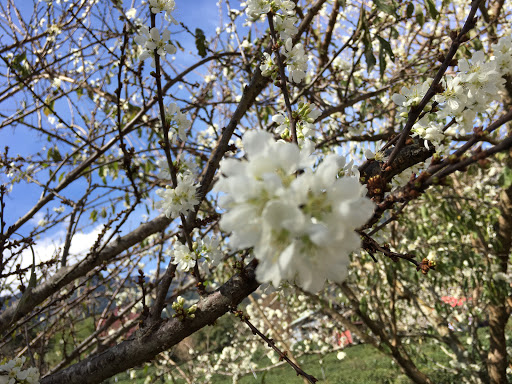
0;0;510;383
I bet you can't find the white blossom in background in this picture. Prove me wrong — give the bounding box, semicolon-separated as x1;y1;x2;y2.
260;52;276;77
125;8;137;20
435;76;467;117
280;38;308;83
170;234;222;271
492;35;512;76
458;51;504;105
134;26;176;67
246;0;307;83
198;235;223;266
272;102;321;140
412;116;445;150
391;80;432;118
165;102;191;143
0;357;40;384
364;141;387;162
156;157;199;182
273;13;298;40
392;40;512;144
271;111;289;136
172;241;196;271
297;103;321;136
245;0;271;20
214;130;374;292
149;0;178;23
274;0;296;13
155;172;199;218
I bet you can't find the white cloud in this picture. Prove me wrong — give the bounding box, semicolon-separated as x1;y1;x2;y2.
1;224;106;295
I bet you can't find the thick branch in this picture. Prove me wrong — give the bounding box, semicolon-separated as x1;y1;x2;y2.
40;263;260;384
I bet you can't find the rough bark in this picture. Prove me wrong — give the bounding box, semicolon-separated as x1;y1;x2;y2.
487;149;512;384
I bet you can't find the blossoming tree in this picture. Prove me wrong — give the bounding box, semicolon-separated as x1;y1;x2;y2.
0;0;511;383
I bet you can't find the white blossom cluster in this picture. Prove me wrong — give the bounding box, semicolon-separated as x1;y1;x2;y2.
214;130;374;292
165;102;191;144
280;38;308;83
273;102;321;140
155;172;199;219
171;234;222;271
392;37;512;150
245;0;308;83
156;157;199;183
492;35;512;76
148;0;178;23
155;103;199;219
246;0;295;21
0;357;40;384
134;26;176;67
134;0;177;67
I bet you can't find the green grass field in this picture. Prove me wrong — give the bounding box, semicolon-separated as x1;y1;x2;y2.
107;340;459;384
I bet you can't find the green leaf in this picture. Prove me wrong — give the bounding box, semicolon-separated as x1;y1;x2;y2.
90;209;98;222
472;38;483;52
415;5;425;26
499;167;512;189
174;40;184;51
13;52;26;65
377;35;395;61
47;147;62;162
195;28;208;58
406;2;414;18
390;26;399;39
379;44;387;78
359;296;368;315
374;0;398;18
425;0;440;19
364;45;376;73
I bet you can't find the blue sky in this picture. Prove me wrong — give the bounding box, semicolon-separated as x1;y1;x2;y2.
0;0;245;275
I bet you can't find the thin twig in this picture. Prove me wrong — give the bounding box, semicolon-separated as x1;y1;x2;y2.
231;307;319;384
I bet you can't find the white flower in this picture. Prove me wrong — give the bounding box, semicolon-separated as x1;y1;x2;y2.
260;52;276;77
412;116;444;150
281;38;308;83
165;103;191;143
364;142;387;161
336;351;347;360
155;173;199;218
199;235;223;266
273;103;320;139
134;26;176;67
273;14;298;40
149;0;178;23
245;0;271;20
274;0;296;13
297;103;320;137
0;358;39;384
125;8;137;20
492;35;512;76
214;130;374;292
392;80;431;118
172;241;196;271
332;58;351;71
435;76;467;116
272;111;289;135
